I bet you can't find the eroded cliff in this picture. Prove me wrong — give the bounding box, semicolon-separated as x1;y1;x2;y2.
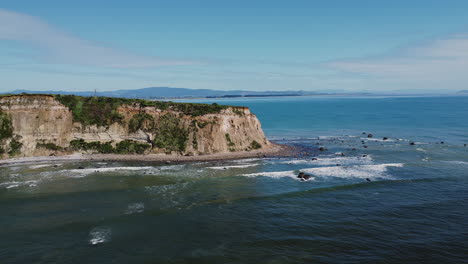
0;94;270;159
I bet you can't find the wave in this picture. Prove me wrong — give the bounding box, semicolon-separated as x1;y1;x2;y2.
125;202;145;215
231;158;262;163
0;180;39;189
89;226;111;245
41;165;186;178
280;155;373;166
445;161;468;166
28;164;61;169
208;164;260;170
241;163;403;181
301;163;403;179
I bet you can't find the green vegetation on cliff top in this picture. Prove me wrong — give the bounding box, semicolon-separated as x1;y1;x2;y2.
53;94;231;127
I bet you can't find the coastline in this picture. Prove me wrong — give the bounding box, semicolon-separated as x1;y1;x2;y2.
0;143;294;166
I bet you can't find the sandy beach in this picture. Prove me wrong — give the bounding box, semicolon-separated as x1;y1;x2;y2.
0;143;294;166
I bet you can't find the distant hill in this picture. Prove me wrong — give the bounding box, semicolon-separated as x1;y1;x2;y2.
457;90;468;94
7;87;321;99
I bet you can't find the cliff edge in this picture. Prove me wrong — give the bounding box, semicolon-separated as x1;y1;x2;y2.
0;94;271;159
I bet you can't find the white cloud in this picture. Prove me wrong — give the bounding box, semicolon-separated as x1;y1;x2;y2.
326;34;468;86
0;9;195;68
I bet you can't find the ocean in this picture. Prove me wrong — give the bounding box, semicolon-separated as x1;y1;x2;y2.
1;96;467;263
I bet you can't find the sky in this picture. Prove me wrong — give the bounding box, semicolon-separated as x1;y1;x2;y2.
1;0;468;93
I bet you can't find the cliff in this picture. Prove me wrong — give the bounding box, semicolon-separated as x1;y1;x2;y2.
0;94;270;159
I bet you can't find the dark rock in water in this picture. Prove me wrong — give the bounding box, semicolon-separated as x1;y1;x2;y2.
53;165;58;168
440;141;444;144
362;132;367;134
367;134;373;138
336;164;341;166
383;137;388;140
351;148;356;151
311;158;318;161
78;166;84;169
361;141;365;144
165;161;171;164
366;178;371;182
319;147;327;151
363;145;368;148
409;142;416;145
362;154;367;157
464;144;467;147
298;172;311;181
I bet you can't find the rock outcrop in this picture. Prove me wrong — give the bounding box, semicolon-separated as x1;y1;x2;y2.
0;94;270;158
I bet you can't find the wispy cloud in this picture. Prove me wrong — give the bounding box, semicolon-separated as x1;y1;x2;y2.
326;34;468;85
0;9;195;68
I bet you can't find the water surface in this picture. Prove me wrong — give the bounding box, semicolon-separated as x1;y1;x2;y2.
1;96;467;263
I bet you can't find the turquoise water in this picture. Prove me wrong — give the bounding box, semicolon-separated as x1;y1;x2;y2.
1;96;468;263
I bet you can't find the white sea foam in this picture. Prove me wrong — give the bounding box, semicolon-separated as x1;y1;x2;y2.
68;166;154;174
280;155;373;166
232;158;261;163
300;163;403;179
241;170;297;179
445;161;468;165
360;137;396;142
208;164;260;170
45;165;186;178
29;164;54;169
241;170;316;181
0;180;39;189
89;227;111;245
241;163;402;181
125;202;145;214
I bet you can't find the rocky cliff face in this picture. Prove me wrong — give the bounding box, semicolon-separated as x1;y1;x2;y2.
0;94;270;158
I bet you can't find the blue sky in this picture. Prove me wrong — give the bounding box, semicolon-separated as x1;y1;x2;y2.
1;0;468;92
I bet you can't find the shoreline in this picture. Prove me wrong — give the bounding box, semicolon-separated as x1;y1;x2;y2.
0;143;295;166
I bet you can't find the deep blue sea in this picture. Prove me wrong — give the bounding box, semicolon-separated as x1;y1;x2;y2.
1;96;468;263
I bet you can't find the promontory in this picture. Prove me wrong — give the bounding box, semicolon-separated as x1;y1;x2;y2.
0;94;282;162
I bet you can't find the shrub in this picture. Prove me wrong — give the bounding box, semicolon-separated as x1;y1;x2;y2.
128;113;154;133
0;110;13;141
36;142;63;151
54;95;230;128
8;138;22;156
225;133;235;147
250;140;262;150
152;113;188;152
115;140;150;154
